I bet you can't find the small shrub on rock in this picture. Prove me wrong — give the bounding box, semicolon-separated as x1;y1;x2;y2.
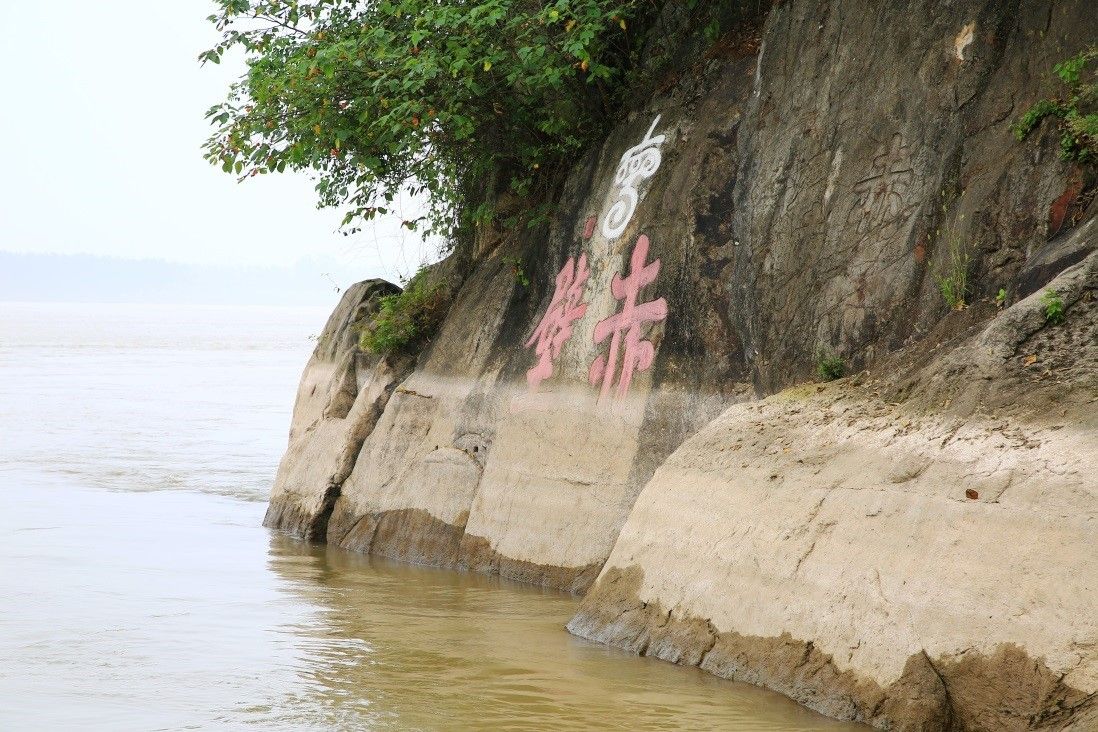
1041;289;1066;325
816;354;846;382
359;271;447;355
503;256;531;288
934;233;969;311
1011;47;1097;163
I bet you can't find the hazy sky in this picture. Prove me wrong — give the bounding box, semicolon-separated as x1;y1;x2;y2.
0;1;435;287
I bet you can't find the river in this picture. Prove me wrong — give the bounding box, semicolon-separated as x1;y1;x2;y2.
0;301;862;730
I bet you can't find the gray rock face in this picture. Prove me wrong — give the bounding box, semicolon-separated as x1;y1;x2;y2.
731;0;1095;391
267;1;1097;727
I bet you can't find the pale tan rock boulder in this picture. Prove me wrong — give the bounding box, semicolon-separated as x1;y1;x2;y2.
263;280;406;539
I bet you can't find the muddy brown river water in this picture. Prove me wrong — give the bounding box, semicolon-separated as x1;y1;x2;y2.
0;302;864;730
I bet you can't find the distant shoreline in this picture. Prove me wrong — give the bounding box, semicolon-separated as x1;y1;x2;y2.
0;251;357;307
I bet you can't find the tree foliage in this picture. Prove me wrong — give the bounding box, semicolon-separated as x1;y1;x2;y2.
202;0;656;240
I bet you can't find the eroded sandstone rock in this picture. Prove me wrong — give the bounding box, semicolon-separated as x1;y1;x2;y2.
264;279;408;538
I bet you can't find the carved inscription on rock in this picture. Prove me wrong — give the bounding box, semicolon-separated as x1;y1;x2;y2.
847;133;916;239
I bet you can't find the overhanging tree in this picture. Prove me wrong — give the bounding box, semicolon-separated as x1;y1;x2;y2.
202;0;657;242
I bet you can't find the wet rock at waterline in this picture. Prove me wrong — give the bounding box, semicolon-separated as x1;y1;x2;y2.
266;0;1097;727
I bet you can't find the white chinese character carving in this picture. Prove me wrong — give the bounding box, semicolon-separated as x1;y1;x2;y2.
601;115;665;240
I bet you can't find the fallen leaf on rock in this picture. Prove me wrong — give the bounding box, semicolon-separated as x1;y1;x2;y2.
1023;354;1038;367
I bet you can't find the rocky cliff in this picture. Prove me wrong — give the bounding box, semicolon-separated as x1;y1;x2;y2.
267;1;1097;728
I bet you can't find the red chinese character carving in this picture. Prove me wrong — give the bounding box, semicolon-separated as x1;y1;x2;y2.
524;254;590;391
583;215;597;240
588;235;667;402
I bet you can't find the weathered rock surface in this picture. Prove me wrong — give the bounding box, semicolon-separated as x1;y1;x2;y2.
267;0;1097;726
264;279;408;539
570;258;1098;731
